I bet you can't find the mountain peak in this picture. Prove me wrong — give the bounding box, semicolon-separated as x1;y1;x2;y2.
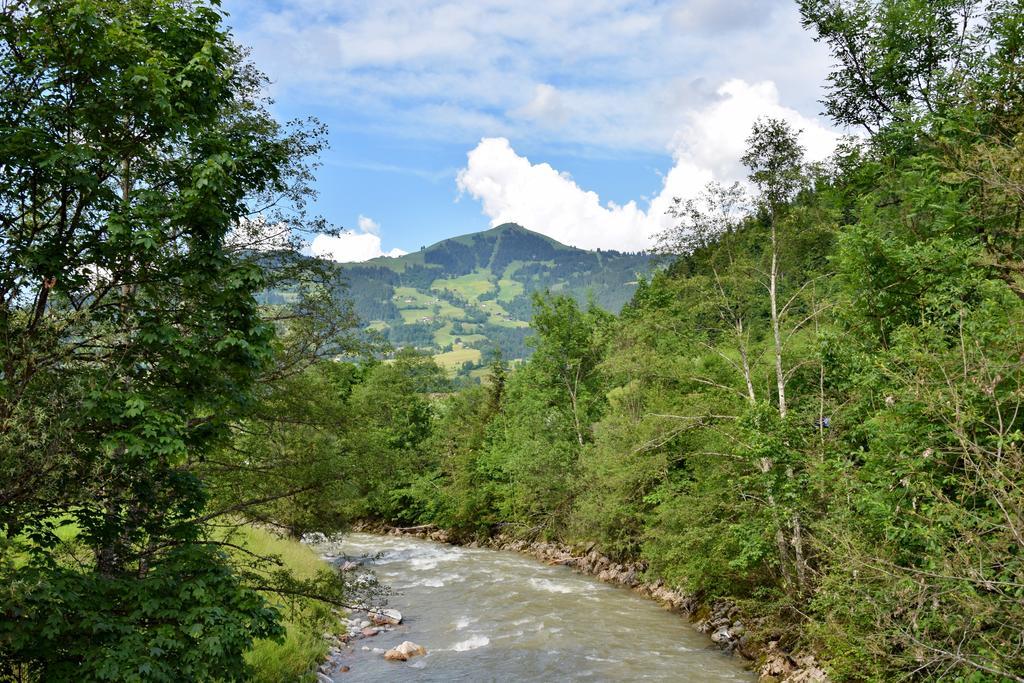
325;224;652;375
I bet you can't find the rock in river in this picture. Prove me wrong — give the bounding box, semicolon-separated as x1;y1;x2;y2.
370;608;403;626
384;641;427;662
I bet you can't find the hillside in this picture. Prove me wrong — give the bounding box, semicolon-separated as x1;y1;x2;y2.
337;223;651;375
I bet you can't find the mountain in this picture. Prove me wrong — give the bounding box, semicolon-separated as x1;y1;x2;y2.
336;223;652;376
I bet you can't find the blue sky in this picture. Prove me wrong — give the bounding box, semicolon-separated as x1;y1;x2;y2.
221;0;841;260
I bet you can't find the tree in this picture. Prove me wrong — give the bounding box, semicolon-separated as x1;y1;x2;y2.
0;1;331;678
742;117;807;419
798;0;982;134
659;182;761;403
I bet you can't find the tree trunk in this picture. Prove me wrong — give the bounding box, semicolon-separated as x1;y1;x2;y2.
769;224;787;418
737;318;757;404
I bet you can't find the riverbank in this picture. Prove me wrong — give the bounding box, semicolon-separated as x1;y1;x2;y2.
231;526;344;683
350;522;827;683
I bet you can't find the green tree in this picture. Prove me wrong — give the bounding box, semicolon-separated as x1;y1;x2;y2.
0;1;330;678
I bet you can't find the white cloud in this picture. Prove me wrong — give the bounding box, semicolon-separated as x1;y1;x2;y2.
673;79;839;180
511;84;567;126
357;214;380;235
223;0;831;150
310;216;407;262
456;79;840;252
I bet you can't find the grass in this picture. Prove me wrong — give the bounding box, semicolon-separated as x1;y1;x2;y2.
6;520;335;682
394;287;465;319
433;346;482;371
227;525;338;683
497;277;524;302
393;286;433;306
431;271;494;299
246;619;329;683
484;300;529;327
399;307;433;324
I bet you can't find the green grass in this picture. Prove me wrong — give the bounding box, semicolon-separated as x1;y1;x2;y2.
433;322;487;347
453;333;487;344
228;526;338;683
399;307;433;324
393;286;433;306
229;525;325;580
433;321;455;347
431;271;494;299
358;249;427;272
496;277;524;302
433;347;482;371
394;287;465;319
246;619;329;683
482;300;529;327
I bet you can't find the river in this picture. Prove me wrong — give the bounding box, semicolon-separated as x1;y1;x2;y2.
318;533;753;682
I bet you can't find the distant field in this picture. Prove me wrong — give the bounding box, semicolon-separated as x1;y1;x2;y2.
497;277;524;301
433;322;455;347
394;287;465;319
393;286;433;305
431;272;494;298
361;250;426;272
433;347;482;370
399;308;432;324
433;322;487;347
483;300;528;327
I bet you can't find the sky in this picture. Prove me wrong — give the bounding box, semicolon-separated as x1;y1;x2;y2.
221;0;843;261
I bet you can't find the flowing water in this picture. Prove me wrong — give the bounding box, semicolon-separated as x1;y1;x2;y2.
319;533;753;682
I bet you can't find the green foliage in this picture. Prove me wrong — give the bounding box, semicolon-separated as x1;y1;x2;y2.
0;2;353;679
0;545;282;682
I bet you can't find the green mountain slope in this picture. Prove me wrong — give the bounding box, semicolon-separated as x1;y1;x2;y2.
337;223;651;374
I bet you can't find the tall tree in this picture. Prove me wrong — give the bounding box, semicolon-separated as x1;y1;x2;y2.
742;117;807;419
0;1;331;678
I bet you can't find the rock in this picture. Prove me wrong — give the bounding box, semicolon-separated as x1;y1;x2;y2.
317;674;332;683
359;620;371;628
361;627;379;637
395;641;428;658
370;608;403;626
384;640;428;661
339;666;350;673
762;652;795;677
711;626;733;644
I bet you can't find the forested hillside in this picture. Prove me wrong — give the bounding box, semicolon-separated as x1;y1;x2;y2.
319;223;651;375
315;223;647;374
